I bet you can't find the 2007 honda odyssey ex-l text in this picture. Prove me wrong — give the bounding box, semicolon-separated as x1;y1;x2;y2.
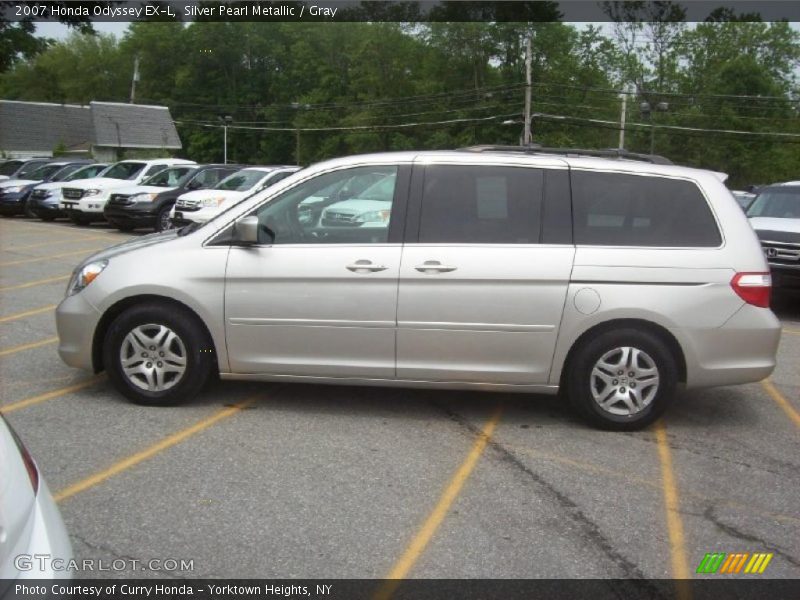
55;148;781;430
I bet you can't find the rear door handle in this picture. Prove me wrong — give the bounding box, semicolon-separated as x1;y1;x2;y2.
346;259;388;273
414;260;457;273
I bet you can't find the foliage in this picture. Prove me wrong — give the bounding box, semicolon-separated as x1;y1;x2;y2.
0;18;798;186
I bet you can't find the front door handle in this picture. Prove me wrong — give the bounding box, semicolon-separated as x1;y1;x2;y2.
414;260;457;273
346;259;388;273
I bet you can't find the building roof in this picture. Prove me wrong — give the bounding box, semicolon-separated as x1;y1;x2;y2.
0;101;92;152
90;101;181;149
0;100;182;152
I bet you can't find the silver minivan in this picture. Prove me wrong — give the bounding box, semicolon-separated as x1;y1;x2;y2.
55;149;781;430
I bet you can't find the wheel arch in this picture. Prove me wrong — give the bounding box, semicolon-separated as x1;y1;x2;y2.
558;318;687;391
92;294;217;374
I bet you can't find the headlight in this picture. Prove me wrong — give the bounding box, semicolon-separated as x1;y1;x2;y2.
66;260;108;297
201;196;227;207
2;186;22;193
83;188;102;196
131;192;157;202
355;210;391;224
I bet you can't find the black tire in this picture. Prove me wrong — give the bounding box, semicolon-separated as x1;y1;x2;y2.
22;200;37;219
40;214;56;222
69;213;91;226
155;205;173;232
566;328;678;431
103;302;215;406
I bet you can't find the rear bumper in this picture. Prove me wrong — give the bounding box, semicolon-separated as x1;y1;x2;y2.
682;303;781;388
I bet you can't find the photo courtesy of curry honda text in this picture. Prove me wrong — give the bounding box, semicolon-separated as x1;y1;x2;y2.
55;148;781;430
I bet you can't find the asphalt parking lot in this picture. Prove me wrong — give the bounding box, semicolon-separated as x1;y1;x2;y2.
1;217;798;585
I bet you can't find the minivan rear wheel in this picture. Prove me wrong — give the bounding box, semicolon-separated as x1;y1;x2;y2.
567;329;677;430
103;303;214;406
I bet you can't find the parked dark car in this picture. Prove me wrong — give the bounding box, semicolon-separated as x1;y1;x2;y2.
0;158;52;182
0;160;93;217
28;163;110;221
104;163;245;232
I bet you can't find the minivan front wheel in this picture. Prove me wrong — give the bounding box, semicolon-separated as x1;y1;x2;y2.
104;303;214;406
567;329;677;430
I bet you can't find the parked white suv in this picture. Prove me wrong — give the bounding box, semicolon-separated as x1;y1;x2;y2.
55;148;780;430
746;182;800;290
60;158;195;225
170;166;299;227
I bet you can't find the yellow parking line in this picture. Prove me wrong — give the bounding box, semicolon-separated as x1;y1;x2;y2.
654;421;691;599
761;379;800;429
0;336;58;357
54;397;257;503
0;274;69;292
0;247;104;267
0;304;56;323
374;406;503;599
782;329;800;336
0;376;104;414
8;235;110;251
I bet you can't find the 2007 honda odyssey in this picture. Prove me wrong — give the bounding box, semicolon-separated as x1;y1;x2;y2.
56;148;781;430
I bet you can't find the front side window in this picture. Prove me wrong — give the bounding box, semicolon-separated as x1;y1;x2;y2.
747;189;800;219
0;161;23;176
418;165;543;244
250;166;398;245
572;171;722;247
27;164;63;180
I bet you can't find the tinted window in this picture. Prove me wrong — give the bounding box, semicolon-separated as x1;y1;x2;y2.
143;166;195;187
0;161;23;176
251;166;398;245
572;171;721;247
419;166;543;244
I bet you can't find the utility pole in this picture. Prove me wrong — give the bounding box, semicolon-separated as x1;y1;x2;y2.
129;56;139;104
523;35;532;146
221;115;232;164
618;86;629;150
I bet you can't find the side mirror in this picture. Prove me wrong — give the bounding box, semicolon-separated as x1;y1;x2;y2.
233;216;259;244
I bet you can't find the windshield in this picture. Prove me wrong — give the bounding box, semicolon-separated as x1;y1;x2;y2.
17;161;48;177
0;160;24;176
747;190;800;219
64;164;108;181
215;169;271;191
142;166;197;187
50;164;86;181
27;164;64;181
102;162;146;180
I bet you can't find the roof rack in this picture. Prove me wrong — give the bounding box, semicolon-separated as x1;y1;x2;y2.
459;145;674;165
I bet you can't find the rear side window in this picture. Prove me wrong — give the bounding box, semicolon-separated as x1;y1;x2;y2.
571;171;721;247
419;165;543;244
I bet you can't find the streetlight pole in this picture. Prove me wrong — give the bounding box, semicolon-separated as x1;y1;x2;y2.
221;115;232;163
523;35;532;146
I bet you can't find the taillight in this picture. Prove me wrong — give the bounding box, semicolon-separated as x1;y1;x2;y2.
5;418;39;494
731;272;772;308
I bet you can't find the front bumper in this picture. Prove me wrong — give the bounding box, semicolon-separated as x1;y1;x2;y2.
767;262;800;289
29;196;65;218
0;192;27;214
171;207;214;227
56;291;101;371
104;203;159;226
